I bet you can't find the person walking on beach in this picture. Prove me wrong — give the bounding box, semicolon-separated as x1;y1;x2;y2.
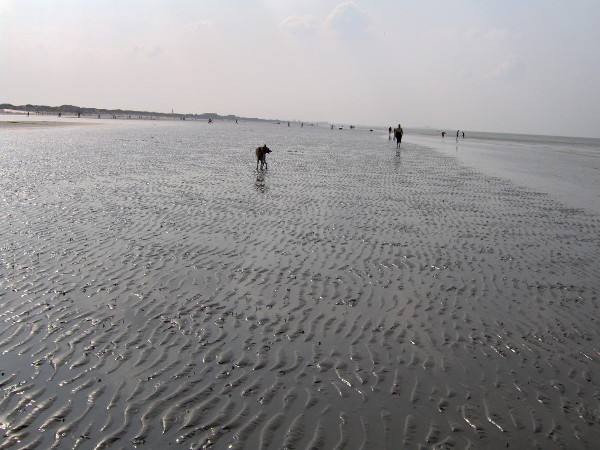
394;124;403;148
389;126;392;139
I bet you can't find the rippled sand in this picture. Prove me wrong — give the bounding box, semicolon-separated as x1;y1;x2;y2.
1;120;599;448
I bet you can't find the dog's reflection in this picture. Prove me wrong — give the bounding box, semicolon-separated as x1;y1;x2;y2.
255;171;268;193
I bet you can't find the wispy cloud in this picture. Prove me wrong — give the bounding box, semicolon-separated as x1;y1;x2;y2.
323;2;370;39
279;15;320;37
280;2;371;41
488;55;525;80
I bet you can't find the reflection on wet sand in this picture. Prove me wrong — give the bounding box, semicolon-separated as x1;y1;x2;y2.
394;148;402;170
255;170;268;193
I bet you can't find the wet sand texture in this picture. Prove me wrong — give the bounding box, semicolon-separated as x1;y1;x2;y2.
0;119;98;129
0;122;599;448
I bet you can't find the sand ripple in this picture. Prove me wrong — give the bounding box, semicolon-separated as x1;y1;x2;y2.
0;122;599;448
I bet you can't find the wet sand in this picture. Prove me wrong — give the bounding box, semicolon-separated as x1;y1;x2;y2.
0;121;599;448
0;118;101;129
407;132;600;215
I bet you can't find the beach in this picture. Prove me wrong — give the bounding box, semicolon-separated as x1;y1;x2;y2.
0;114;101;131
1;118;599;449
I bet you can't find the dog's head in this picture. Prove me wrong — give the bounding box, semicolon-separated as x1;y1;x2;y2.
262;145;272;154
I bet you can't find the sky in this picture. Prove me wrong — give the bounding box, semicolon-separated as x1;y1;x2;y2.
1;0;599;137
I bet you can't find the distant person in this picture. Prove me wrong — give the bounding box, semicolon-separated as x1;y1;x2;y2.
456;130;459;139
442;131;446;137
462;131;465;138
389;126;392;139
394;124;403;148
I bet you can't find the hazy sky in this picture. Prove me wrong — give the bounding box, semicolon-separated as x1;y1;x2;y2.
2;0;599;137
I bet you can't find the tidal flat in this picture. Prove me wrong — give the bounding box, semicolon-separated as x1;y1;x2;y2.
1;118;599;449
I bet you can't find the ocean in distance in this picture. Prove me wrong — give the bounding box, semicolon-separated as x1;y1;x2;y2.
406;128;600;214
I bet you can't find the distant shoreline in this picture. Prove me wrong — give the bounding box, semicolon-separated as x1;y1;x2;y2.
0;103;294;125
0;119;102;129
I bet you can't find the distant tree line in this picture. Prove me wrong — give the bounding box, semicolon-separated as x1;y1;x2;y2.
0;103;270;122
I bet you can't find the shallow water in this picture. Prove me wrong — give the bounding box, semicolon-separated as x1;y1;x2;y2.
406;130;600;214
1;119;599;449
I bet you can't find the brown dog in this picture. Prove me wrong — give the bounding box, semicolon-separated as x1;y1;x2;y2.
255;144;271;170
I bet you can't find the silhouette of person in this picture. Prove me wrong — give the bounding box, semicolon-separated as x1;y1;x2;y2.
394;124;403;148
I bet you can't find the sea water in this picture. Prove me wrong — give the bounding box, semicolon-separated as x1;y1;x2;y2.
406;129;600;213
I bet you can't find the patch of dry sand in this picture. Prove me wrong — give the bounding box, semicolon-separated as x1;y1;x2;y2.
0;120;100;129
